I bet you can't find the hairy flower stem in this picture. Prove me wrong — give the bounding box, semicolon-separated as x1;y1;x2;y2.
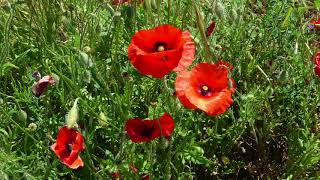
191;0;213;61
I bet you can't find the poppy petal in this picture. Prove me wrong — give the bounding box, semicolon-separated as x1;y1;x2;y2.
206;21;216;37
186;88;234;116
68;155;84;169
128;24;194;78
175;71;197;109
125;119;160;142
173;31;195;72
159;113;175;138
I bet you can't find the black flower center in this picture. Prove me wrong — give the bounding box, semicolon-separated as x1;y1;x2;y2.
199;85;212;96
141;125;154;138
154;42;167;52
65;143;73;154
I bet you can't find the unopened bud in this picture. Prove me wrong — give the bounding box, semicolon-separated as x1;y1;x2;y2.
229;8;238;23
66;98;79;128
98;112;108;126
214;2;225;20
17;109;27;122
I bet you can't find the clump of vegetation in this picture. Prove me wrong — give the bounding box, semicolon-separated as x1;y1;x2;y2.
0;0;320;179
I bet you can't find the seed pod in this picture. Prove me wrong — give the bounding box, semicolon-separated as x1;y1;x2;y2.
66;98;79;128
229;8;238;23
98;112;108;126
28;123;37;132
17;109;27;122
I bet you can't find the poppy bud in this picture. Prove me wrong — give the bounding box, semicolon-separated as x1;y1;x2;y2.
79;51;93;68
32;71;41;80
98;112;108;126
27;123;37;132
66;98;79;128
214;2;225;20
229;8;238;23
83;46;92;54
221;156;230;165
17;109;27;122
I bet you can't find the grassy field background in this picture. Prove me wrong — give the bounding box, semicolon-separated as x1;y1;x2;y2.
1;0;320;179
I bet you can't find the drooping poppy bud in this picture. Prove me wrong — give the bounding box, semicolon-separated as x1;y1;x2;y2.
206;21;216;37
66;98;79;128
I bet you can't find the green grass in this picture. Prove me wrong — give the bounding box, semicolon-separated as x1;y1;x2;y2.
1;0;320;179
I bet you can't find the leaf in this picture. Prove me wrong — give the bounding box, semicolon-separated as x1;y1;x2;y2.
315;0;320;8
281;7;293;28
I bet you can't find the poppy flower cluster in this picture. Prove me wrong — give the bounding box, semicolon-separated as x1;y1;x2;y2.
314;51;320;76
128;24;236;116
125;113;174;142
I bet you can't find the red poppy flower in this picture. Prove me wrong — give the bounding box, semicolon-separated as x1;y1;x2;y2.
142;174;150;180
310;19;320;30
129;164;139;173
314;51;320;76
32;75;56;97
175;61;236;116
206;21;216;37
125;113;175;142
128;24;195;78
111;172;121;178
51;126;85;169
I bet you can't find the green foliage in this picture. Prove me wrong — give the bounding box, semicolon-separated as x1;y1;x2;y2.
0;0;320;179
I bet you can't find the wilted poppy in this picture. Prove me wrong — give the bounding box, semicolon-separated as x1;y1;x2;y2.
125;113;175;142
175;61;236;116
206;21;216;37
314;51;320;76
51;126;85;169
32;75;56;97
128;24;195;78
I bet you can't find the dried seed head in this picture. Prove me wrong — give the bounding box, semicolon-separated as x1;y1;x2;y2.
28;123;37;132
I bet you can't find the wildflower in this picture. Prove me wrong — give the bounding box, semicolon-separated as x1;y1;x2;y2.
125;113;175;142
128;24;195;78
175;61;236;116
51;126;85;169
111;172;121;178
314;51;320;76
310;19;320;30
206;21;216;37
142;174;150;180
129;164;138;173
32;75;56;97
